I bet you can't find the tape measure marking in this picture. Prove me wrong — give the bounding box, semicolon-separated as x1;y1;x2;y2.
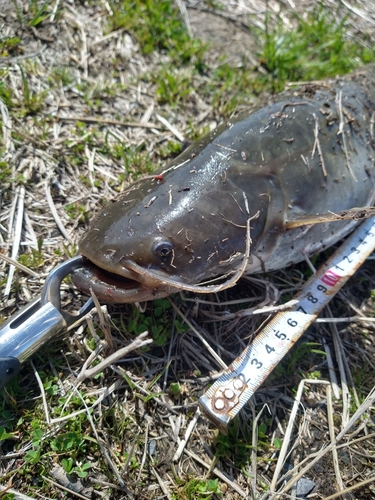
199;217;375;432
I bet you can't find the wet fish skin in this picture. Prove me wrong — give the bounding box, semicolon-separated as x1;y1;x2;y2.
73;65;375;303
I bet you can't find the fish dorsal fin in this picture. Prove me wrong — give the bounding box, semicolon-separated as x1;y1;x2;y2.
285;206;375;229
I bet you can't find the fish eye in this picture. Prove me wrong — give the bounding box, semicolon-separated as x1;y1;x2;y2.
153;241;173;261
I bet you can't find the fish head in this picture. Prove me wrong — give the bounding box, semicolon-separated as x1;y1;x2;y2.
71;137;276;303
72;169;255;302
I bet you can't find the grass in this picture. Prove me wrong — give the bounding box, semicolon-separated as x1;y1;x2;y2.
0;36;21;56
177;478;223;499
0;0;375;499
18;240;45;269
11;0;54;27
107;0;206;65
259;2;375;91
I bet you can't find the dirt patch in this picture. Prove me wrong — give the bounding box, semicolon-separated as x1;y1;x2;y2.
188;8;259;65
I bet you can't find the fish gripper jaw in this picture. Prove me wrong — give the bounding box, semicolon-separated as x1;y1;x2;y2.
0;256;94;390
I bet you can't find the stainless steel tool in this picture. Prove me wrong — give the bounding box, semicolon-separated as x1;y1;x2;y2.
0;256;94;390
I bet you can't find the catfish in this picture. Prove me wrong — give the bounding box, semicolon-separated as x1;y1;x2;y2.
72;65;375;303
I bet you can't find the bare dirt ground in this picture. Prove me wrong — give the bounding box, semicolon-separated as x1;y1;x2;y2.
1;1;375;499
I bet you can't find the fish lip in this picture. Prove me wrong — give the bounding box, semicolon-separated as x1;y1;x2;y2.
118;259;175;284
71;256;180;303
80;254;173;286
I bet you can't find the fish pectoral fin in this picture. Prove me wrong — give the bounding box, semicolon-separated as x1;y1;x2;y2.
285;206;375;229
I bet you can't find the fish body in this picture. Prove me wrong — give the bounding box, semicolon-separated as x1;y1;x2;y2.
73;65;375;303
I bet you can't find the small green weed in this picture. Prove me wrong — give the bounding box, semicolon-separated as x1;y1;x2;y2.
214;418;253;467
11;0;24;24
127;298;174;346
24;426;44;465
18;64;46;115
48;66;74;86
28;0;52;27
214;415;281;471
125;298;189;346
18;239;45;270
76;80;120;108
43;377;59;396
288;342;325;375
107;0;206;66
259;3;375;90
106;141;154;179
257;419;282;451
123;452;139;471
0;426;15;440
0;36;21;57
0;160;12;184
12;0;53;27
50;431;86;455
351;361;375;400
208;60;258;115
65;202;89;223
273;436;283;450
61;457;92;478
0;74;14;108
157;140;183;159
257;422;282;450
24;448;42;465
154;67;194;106
177;477;222;499
168;382;181;398
271;341;325;383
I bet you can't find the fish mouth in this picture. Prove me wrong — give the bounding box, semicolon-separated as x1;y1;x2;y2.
71;257;181;304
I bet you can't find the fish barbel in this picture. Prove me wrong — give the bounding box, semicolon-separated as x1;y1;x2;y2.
72;65;375;303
